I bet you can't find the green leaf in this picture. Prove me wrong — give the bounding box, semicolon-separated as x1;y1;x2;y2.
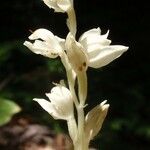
0;98;21;126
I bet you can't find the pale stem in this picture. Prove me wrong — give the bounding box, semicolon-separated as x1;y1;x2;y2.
77;71;87;105
67;7;77;37
60;51;78;105
76;104;85;150
67;116;78;143
60;52;80;148
63;54;88;149
66;68;79;106
74;139;89;150
66;1;88;149
75;71;88;150
63;57;88;149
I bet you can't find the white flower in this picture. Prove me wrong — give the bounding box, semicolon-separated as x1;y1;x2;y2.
34;84;74;120
66;28;128;69
24;28;65;58
43;0;72;13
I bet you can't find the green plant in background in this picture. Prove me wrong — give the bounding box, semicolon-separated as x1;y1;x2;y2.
0;98;21;126
0;42;22;126
24;0;128;149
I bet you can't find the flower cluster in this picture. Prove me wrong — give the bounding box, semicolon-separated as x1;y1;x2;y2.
24;0;128;149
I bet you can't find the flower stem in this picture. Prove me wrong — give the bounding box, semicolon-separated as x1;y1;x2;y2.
66;1;88;149
74;71;88;150
77;104;85;150
67;7;77;37
60;51;79;106
67;116;78;143
77;71;87;105
66;69;79;106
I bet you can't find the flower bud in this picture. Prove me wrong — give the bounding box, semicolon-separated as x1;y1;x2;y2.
85;100;109;140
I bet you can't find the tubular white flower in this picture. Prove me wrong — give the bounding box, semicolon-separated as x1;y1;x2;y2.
34;84;74;120
43;0;72;13
24;28;65;58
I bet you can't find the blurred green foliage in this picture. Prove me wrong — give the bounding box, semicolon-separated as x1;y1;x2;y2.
0;98;21;125
0;0;150;149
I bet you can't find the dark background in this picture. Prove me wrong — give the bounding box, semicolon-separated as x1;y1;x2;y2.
0;0;150;149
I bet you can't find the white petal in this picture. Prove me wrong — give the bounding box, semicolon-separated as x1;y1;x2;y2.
79;28;109;45
29;29;64;51
33;40;59;55
24;41;48;55
54;105;72;120
61;85;72;97
34;98;66;120
45;96;73;119
33;98;53;114
100;100;107;106
79;28;111;50
46;85;73;105
43;0;56;8
79;28;101;42
86;45;105;59
24;40;59;58
87;36;111;46
43;0;64;12
46;85;73;110
46;93;62;103
65;33;88;73
29;28;56;41
51;85;65;96
25;28;65;58
57;0;71;11
46;93;69;110
55;36;65;49
89;45;129;68
24;41;35;52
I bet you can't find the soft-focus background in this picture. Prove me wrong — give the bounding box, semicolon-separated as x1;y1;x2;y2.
0;0;150;149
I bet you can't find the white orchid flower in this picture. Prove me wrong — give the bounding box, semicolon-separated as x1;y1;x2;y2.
43;0;72;13
34;84;74;120
66;28;128;70
24;28;65;58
